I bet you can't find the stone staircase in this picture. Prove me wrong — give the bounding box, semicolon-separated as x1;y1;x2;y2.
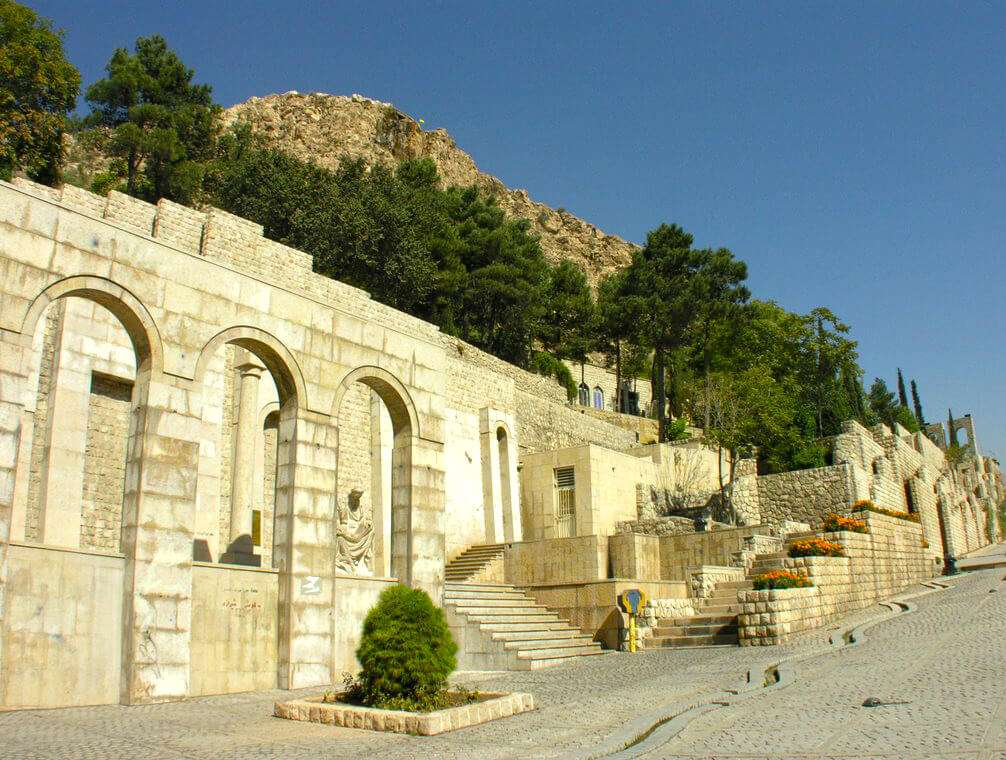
444;581;610;669
445;543;506;583
648;551;788;649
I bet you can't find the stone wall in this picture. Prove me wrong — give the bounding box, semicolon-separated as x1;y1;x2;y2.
503;535;609;586
80;373;131;551
755;465;854;528
738;512;935;646
189;563;279;696
659;525;768;581
1;543;124;708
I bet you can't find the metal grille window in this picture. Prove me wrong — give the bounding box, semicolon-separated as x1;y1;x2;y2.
555;467;576;537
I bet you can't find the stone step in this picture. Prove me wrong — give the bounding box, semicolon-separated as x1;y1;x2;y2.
516;644;604;660
659;613;737;627
716;580;754;590
651;622;738;637
468;613;562;624
478;621;573;633
700;604;742;615
491;629;589;642
447;604;551;617
523;649;611;669
444;598;541;609
648;633;738;648
503;636;596;652
445;582;516;590
443;589;530;601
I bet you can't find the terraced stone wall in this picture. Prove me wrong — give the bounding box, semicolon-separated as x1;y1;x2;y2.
739;512;935;646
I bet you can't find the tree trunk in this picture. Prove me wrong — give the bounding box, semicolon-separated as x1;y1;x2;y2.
614;340;622;413
654;348;666;441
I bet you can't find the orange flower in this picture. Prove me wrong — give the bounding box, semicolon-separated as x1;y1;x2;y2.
752;569;812;590
823;513;868;533
788;538;846;558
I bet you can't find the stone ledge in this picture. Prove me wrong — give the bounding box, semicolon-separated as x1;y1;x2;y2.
274;691;534;735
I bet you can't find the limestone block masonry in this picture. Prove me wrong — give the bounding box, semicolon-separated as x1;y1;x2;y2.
738;512;934;645
0;178;659;709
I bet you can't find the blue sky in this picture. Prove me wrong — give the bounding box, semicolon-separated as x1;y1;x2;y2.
35;0;1005;456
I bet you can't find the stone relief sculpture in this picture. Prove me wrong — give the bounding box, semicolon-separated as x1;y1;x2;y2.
335;489;374;575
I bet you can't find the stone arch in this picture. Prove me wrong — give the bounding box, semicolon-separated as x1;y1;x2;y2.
194;325;307;411
13;277;163;550
20;275;163;376
331;365;420;440
332;365;422;586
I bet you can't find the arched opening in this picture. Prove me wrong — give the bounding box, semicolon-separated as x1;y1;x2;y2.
189;330;302;696
333;368;417;584
497;426;514;541
904;481;916;514
16;296;140;550
592;386;604;410
578;382;589;406
7;281;159;709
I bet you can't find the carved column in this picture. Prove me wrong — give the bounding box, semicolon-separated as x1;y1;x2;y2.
230;359;265;544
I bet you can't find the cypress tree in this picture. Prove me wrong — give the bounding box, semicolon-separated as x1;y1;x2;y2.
896;368;909;407
948;408;956;446
910;379;925;426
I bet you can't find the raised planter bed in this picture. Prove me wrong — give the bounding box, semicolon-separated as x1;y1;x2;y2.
274;690;535;735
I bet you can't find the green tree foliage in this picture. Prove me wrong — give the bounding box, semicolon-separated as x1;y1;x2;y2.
353;585;457;707
540;259;595;364
448;187;550;366
868;377;920;432
0;0;80;183
619;224;706;440
689;247;749;428
688;300;864;473
910;379;925;426
896;368;908;407
84;35;218;203
868;378;897;427
208;133;558;367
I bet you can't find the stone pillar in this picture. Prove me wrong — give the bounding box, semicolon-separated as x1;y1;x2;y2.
38;311;91;548
119;372;201;704
370;393;392;577
275;408;337;690
408;436;446;601
230;359;265;544
0;333;30;706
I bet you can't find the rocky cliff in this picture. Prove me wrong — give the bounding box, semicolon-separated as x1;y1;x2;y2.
223;92;636;285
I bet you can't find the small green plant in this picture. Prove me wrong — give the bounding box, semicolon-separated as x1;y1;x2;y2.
345;585;459;711
530;351;577;401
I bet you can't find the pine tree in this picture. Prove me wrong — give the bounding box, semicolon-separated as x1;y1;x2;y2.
896;368;909;408
910;379;925;426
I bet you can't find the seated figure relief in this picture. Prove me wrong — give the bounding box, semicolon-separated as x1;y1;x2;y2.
335;488;374;575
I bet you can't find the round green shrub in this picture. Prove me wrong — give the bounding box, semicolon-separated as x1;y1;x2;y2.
354;585;458;704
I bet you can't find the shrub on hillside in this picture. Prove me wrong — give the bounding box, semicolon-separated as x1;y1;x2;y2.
752;570;812;590
852;499;920;523
788;538;845;558
823;513;868;533
345;585;458;711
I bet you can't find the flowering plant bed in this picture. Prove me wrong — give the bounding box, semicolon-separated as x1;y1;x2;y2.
752;569;812;590
788;538;845;558
852;500;920;523
823;513;868;533
274;690;534;735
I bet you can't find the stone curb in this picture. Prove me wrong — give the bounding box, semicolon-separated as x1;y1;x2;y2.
274;690;534;735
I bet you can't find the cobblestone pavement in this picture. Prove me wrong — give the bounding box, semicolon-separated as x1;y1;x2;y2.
653;569;1006;759
0;571;1002;759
